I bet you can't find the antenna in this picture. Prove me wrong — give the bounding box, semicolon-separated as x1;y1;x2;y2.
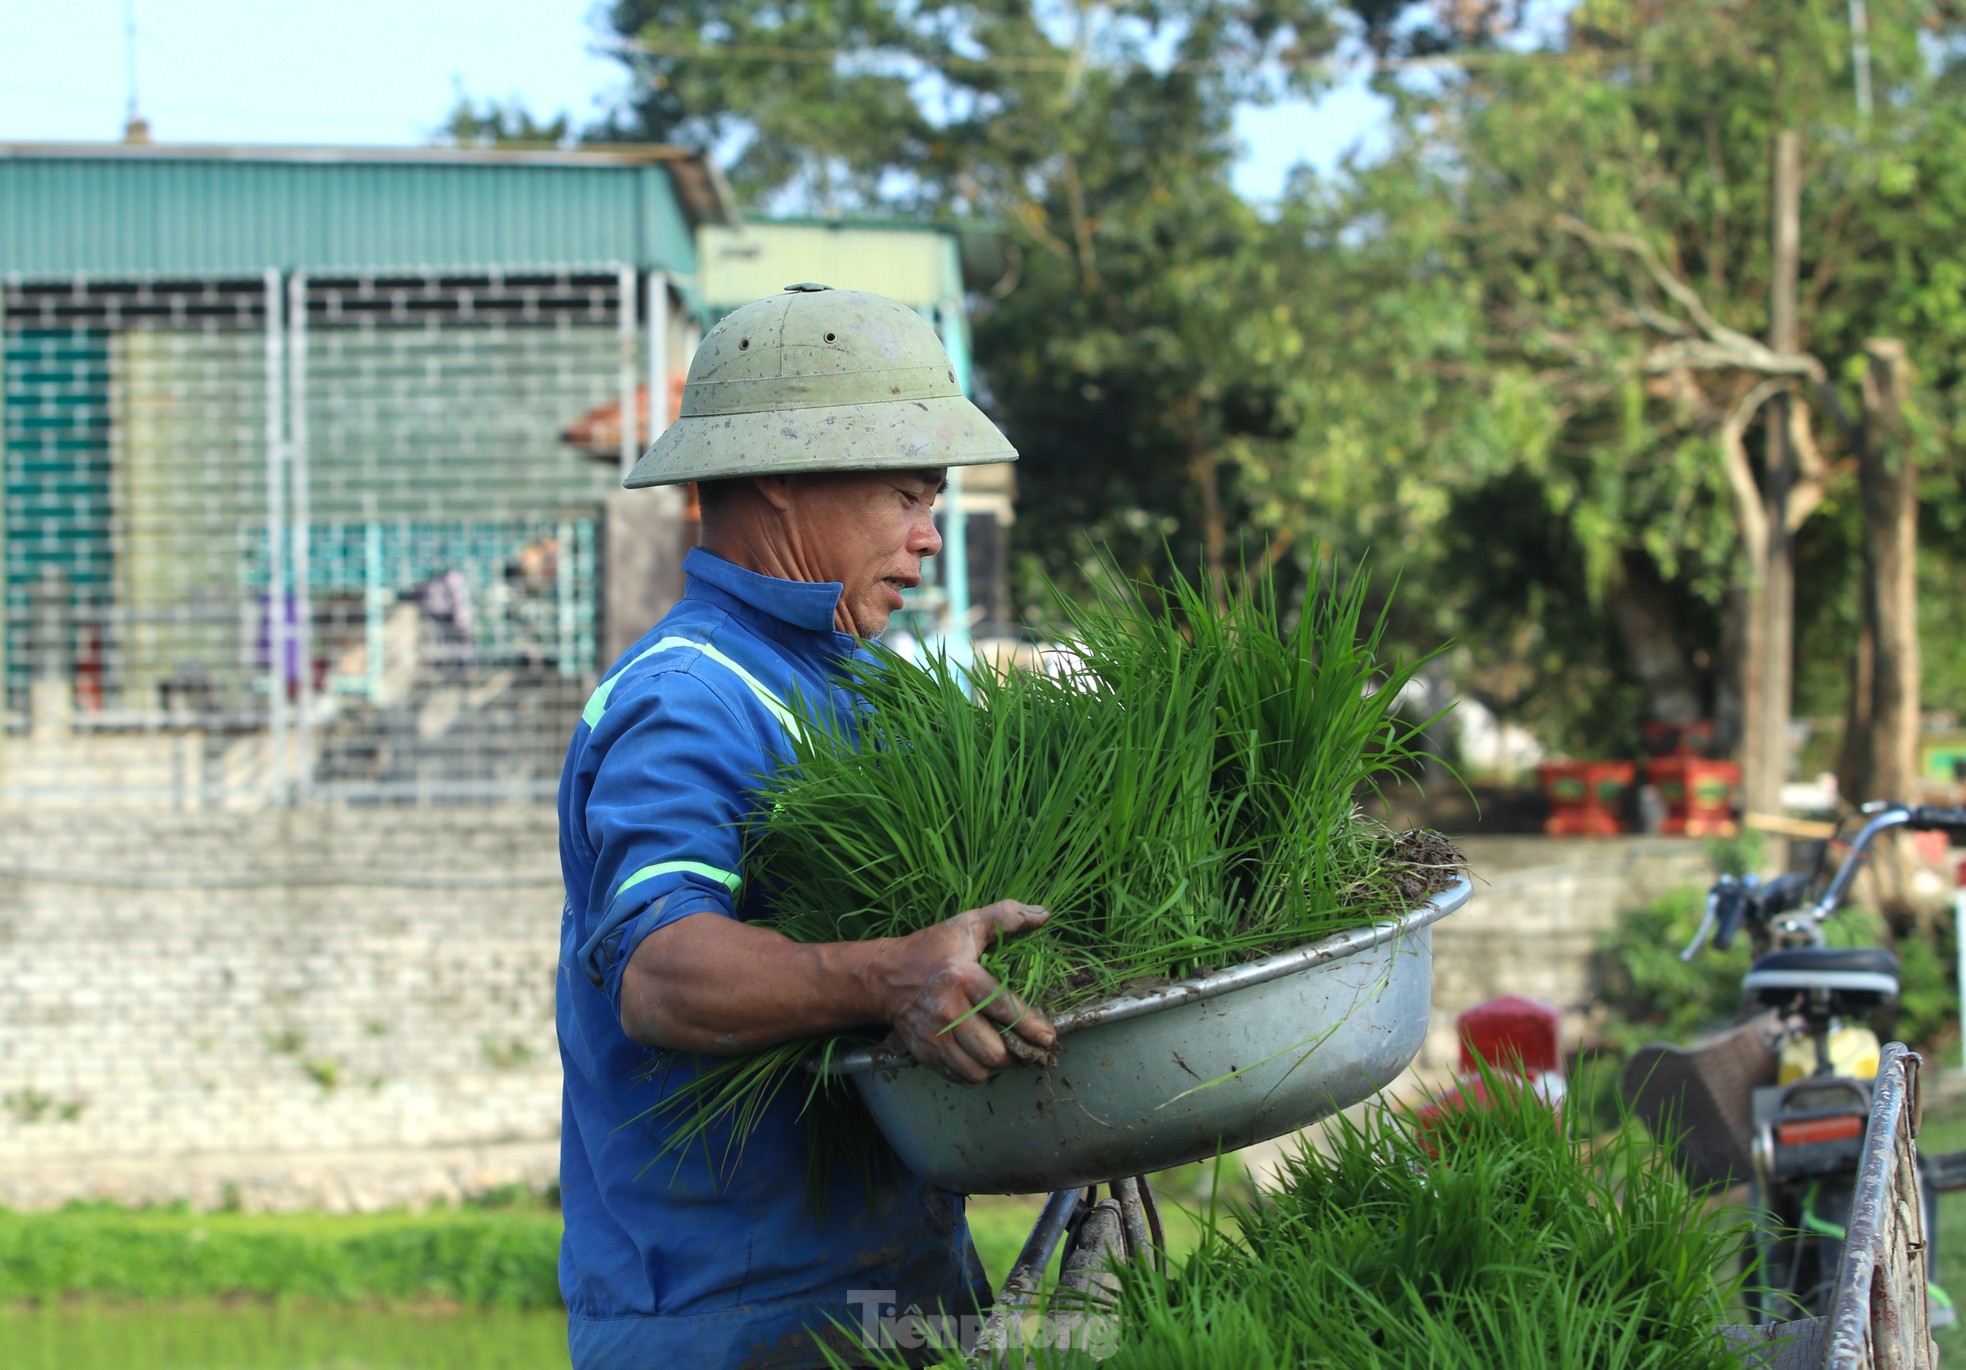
1849;0;1874;122
123;0;150;143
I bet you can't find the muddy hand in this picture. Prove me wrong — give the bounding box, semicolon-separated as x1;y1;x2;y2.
875;900;1057;1085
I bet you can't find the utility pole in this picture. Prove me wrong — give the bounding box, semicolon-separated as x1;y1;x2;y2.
1745;130;1803;821
122;0;150;143
1848;0;1875;122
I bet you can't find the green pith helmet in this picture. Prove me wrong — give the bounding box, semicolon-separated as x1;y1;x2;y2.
624;284;1017;488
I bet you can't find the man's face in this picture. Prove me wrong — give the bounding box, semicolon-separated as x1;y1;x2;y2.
784;468;946;639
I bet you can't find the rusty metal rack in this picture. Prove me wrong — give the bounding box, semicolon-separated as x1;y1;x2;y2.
972;1176;1163;1367
1725;1041;1939;1369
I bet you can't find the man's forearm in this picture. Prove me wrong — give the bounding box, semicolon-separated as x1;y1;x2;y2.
618;900;1056;1083
618;911;891;1053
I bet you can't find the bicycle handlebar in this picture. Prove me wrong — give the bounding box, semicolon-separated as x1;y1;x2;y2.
1682;802;1963;959
1805;807;1913;922
1908;804;1966;835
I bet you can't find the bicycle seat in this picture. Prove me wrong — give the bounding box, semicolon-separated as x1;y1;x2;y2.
1742;946;1899;1006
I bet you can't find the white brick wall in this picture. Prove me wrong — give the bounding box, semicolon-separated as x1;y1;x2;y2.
1423;836;1713;1069
0;805;564;1209
0;812;1714;1210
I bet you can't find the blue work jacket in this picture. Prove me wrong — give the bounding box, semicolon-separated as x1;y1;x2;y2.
556;547;987;1369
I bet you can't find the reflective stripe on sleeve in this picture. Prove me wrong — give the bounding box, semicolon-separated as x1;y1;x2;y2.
581;634;806;742
615;860;743;903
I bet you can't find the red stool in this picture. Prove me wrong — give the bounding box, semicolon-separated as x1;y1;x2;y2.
1413;996;1567;1148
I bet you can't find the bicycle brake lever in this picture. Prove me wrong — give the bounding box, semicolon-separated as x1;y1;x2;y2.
1680;886;1722;962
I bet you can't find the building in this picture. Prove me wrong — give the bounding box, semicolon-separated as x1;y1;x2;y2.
0;141;732;807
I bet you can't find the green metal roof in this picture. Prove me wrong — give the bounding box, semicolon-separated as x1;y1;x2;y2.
0;143;735;282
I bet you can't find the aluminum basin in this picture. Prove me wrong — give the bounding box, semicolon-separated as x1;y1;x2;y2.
825;878;1470;1194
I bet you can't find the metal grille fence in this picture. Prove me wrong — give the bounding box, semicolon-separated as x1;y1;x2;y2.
1;269;645;807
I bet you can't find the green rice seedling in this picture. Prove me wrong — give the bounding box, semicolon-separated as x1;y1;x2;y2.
640;551;1459;1171
839;1069;1759;1370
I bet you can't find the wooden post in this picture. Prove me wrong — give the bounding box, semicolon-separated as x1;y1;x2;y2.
1744;130;1803;821
1860;339;1918;804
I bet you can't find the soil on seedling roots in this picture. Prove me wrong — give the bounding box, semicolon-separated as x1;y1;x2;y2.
1356;828;1468;905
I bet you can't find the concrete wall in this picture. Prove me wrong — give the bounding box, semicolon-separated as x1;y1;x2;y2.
0;810;1715;1211
0;805;563;1210
1420;836;1714;1071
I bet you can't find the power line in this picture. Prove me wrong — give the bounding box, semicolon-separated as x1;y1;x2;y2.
0;77;439;131
596;31;1621;80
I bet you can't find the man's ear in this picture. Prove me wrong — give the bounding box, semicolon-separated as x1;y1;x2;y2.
752;474;796;513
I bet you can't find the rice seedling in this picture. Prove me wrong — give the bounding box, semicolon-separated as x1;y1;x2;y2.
840;1070;1760;1369
641;552;1463;1169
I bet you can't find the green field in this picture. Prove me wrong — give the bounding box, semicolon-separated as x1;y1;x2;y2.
0;1158;1235;1369
0;1302;569;1370
5;1104;1964;1368
0;1204;564;1308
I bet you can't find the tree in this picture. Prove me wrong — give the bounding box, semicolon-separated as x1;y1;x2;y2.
572;0;1966;790
436;92;572;147
592;0;1376;587
1236;0;1966;787
590;0;941;210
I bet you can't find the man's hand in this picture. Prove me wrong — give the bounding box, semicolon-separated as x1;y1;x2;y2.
869;900;1057;1084
619;899;1056;1072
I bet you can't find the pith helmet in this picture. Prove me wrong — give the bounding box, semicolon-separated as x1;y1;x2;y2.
624;284;1016;488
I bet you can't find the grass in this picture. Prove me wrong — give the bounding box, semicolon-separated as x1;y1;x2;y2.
0;1302;567;1370
0;1202;562;1309
0;1173;1229;1317
14;1086;1966;1365
758;556;1443;1013
852;1074;1758;1369
646;553;1454;1165
1914;1072;1966;1360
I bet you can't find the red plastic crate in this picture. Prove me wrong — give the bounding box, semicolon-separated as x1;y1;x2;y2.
1645;757;1740;837
1539;761;1634;837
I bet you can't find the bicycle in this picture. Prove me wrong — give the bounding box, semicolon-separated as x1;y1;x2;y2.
1623;800;1966;1322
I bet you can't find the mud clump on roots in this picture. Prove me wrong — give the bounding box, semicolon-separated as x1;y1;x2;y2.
1344;828;1468;907
998;1030;1063;1069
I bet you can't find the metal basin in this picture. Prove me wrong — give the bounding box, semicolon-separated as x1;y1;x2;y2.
825;878;1470;1194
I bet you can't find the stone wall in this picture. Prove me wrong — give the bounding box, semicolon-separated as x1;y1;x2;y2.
0;810;1717;1210
0;805;564;1210
1420;835;1714;1070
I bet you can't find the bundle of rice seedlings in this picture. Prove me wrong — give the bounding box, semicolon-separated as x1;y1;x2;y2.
845;1073;1758;1369
645;554;1464;1164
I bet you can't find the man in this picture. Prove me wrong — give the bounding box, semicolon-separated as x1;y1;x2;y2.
556;285;1056;1368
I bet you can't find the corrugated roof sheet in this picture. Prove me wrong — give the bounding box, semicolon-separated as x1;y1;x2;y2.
0;143;734;281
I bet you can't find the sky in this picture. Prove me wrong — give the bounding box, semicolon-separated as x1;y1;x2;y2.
0;0;1389;205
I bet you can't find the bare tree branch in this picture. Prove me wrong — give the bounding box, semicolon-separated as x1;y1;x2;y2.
1552;212;1869;446
1061;156;1101;291
1785;398;1833;532
1720;378;1789;566
1552;214;1830;382
1007;198;1073;262
1789;396;1830;480
1629;303;1694;338
1638;339;1820;379
1554;217;1767;352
